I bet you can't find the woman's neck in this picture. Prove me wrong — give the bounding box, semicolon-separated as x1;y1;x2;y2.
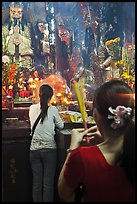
97;133;124;166
98;131;123;149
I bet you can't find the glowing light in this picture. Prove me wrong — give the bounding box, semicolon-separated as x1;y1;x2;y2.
34;77;39;82
19;78;23;82
56;93;62;97
28;77;33;83
9;85;13;89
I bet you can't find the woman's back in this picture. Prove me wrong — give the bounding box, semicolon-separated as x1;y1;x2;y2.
64;146;135;202
29;104;64;150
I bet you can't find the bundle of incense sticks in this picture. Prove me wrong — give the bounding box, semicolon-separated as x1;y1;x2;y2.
73;77;90;144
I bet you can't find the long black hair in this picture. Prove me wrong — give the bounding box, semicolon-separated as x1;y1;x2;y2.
93;79;135;186
39;84;53;123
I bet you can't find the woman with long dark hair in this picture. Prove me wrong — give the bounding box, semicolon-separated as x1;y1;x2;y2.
58;79;135;202
29;84;64;202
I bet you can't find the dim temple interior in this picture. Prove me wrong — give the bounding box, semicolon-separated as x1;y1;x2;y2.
2;2;135;202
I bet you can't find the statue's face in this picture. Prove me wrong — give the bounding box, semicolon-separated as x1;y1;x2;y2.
10;5;23;22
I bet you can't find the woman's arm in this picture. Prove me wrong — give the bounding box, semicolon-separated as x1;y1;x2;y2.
58;128;86;201
53;106;64;129
58;126;103;201
58;152;75;201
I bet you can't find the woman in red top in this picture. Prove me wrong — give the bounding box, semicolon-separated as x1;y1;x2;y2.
58;79;135;202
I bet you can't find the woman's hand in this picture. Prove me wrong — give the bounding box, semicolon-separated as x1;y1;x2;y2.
83;125;104;144
69;125;103;150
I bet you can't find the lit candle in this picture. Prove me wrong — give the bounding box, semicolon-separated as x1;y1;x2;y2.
56;93;62;97
9;85;13;89
28;78;33;83
34;77;39;82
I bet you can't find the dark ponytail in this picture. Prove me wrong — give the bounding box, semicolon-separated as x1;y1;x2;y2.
39;84;53;123
122;116;135;186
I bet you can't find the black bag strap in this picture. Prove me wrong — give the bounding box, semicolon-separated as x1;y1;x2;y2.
31;112;42;137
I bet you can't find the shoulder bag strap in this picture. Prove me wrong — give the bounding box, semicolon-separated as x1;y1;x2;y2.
31;112;42;137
